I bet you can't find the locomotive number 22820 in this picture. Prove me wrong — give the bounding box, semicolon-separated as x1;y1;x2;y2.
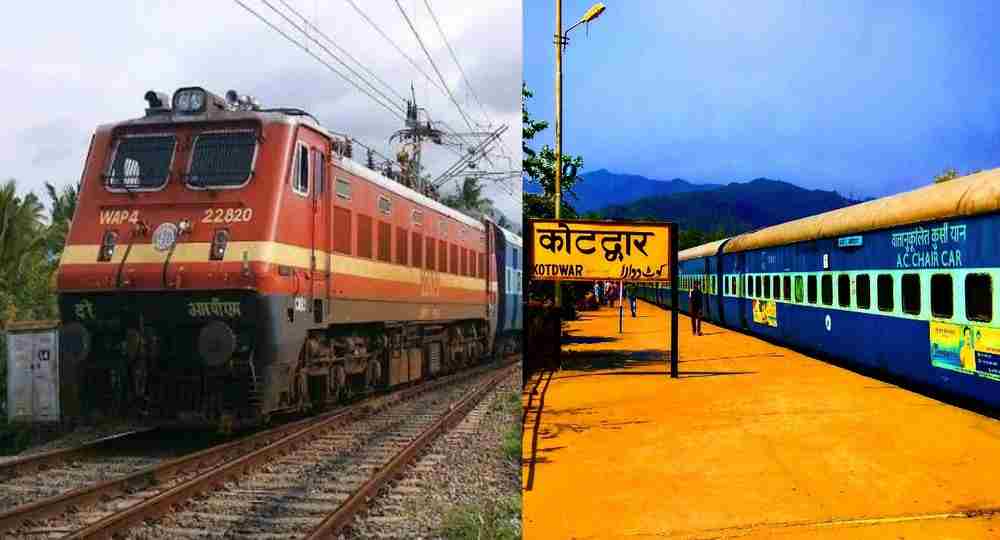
202;208;253;224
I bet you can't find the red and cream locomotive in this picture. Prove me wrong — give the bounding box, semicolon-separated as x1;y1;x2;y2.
56;87;500;429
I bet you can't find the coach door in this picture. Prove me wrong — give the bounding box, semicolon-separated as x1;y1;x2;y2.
737;252;748;329
316;146;331;318
297;131;331;322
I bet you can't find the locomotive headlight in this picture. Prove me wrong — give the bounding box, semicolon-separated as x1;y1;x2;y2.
98;230;118;262
172;87;208;114
210;229;230;261
189;92;205;111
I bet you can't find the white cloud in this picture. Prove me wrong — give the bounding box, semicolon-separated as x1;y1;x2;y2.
0;0;522;223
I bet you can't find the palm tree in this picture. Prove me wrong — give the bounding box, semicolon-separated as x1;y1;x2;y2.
0;178;48;323
44;181;78;257
441;177;489;215
0;179;46;278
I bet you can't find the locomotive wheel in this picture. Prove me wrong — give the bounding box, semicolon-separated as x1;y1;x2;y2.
329;365;347;402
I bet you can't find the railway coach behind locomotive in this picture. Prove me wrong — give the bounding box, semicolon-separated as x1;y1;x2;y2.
55;86;517;429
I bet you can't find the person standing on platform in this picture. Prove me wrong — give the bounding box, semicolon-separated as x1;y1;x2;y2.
626;283;637;317
690;281;704;335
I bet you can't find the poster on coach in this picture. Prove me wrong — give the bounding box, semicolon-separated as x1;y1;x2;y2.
528;219;674;282
930;321;1000;381
752;299;778;327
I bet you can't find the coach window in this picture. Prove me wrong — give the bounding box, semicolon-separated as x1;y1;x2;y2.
754;275;761;297
821;275;833;305
877;274;894;312
807;275;818;304
856;274;871;310
783;275;791;301
837;274;850;307
763;275;771;298
794;276;804;303
412;209;423;226
747;276;754;297
966;274;992;322
292;143;309;196
335;178;352;199
930;274;953;319
901;273;921;315
773;276;780;300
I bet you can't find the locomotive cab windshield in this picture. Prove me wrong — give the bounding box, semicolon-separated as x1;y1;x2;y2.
105;134;176;191
104;127;259;192
185;130;258;189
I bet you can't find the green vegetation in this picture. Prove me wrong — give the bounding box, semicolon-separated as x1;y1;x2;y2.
0;178;77;417
934;167;982;184
0;421;37;455
493;389;522;463
441;176;516;231
522;83;584;221
438;389;522;539
441;495;521;540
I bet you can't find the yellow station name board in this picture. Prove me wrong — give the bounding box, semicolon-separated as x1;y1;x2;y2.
529;219;673;281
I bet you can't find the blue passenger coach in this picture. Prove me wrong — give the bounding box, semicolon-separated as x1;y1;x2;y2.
640;169;1000;410
494;226;523;355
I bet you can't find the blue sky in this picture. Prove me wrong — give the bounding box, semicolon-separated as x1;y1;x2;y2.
524;1;1000;199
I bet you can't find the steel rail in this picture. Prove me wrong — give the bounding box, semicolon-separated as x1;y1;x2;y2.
0;428;155;481
305;362;518;539
46;357;516;539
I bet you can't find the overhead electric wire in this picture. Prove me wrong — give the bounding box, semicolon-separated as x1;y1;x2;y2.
275;0;407;104
393;0;476;134
343;0;446;97
255;0;406;117
422;0;491;127
233;0;404;121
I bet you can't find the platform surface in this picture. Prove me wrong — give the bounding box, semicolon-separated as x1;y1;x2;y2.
522;300;1000;539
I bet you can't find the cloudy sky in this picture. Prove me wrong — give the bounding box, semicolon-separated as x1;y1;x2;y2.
0;0;522;223
525;0;1000;199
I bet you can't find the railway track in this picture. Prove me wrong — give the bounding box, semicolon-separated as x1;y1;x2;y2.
0;429;155;481
1;357;518;539
0;429;217;514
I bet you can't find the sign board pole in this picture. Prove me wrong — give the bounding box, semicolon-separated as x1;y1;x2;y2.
669;223;679;378
618;280;623;334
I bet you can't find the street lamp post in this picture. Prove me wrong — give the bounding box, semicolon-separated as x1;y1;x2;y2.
553;1;605;308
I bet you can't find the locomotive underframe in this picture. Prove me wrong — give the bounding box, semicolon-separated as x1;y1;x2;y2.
58;291;489;430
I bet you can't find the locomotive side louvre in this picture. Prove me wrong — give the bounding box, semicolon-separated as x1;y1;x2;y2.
55;87;500;429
